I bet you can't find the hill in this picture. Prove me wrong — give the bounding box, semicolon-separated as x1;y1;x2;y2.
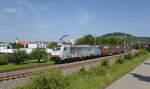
101;32;150;43
75;32;150;45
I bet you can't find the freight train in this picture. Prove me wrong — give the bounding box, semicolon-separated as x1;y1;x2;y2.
50;44;132;63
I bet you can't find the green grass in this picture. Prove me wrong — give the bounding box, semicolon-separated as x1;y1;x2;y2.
65;55;149;89
13;51;149;89
0;61;54;71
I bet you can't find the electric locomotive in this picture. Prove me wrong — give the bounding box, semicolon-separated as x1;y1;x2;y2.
50;44;100;63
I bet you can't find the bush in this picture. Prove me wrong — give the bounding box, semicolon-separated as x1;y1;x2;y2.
12;50;28;64
134;52;140;57
15;68;68;89
97;67;108;75
116;56;124;64
0;54;8;65
89;66;108;76
101;58;109;66
80;67;87;73
139;49;148;56
133;44;140;49
124;53;133;60
146;46;150;52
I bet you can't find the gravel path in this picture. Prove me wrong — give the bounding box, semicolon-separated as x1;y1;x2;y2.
105;57;150;89
0;78;29;89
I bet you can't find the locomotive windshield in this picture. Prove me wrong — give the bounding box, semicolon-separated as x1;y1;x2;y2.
52;45;61;51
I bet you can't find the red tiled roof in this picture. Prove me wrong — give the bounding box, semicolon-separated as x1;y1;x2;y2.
17;41;28;45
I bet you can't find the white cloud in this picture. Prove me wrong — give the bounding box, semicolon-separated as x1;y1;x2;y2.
78;13;89;24
4;8;17;14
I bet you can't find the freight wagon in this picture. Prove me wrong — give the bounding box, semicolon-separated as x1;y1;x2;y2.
99;45;125;56
51;44;133;63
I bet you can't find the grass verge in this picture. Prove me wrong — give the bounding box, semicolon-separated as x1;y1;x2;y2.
0;61;54;71
65;55;149;89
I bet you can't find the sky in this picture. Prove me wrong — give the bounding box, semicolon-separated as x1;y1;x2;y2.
0;0;150;42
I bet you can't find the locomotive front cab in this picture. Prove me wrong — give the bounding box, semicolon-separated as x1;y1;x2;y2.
50;45;61;62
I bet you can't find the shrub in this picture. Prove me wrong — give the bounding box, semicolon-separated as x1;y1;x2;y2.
88;66;108;76
98;67;108;75
146;46;150;52
133;44;140;49
139;49;148;56
140;45;146;49
124;53;133;60
0;54;8;65
15;68;68;89
116;55;124;64
101;58;109;66
80;67;87;73
134;52;140;57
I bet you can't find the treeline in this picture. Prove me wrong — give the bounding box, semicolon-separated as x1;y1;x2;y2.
0;48;49;65
102;32;131;37
76;34;124;45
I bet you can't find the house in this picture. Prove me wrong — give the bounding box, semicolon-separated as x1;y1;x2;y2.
37;41;48;48
0;43;10;49
15;38;28;47
17;41;28;45
28;43;38;49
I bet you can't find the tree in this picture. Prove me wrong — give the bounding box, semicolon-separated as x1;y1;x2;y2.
48;42;57;49
76;34;95;45
76;34;123;45
30;48;49;62
12;50;28;64
10;42;24;49
95;36;123;45
108;37;123;45
0;54;8;65
7;46;11;49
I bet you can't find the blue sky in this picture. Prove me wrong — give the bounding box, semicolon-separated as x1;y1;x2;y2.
0;0;150;42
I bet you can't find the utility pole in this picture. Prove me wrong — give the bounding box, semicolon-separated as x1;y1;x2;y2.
124;33;127;52
94;34;97;46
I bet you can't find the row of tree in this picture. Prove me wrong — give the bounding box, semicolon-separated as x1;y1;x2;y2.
75;34;124;45
11;48;49;64
0;48;50;65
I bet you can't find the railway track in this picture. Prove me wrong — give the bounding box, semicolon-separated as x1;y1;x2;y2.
0;50;137;83
0;64;53;73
